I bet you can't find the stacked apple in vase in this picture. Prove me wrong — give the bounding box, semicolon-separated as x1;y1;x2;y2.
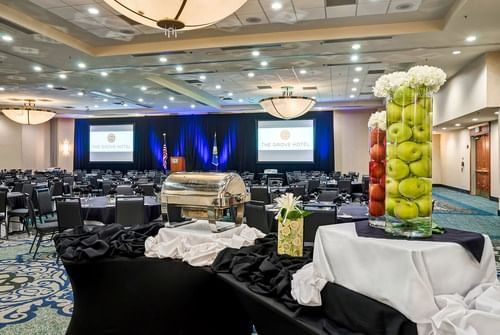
368;111;387;228
373;66;446;238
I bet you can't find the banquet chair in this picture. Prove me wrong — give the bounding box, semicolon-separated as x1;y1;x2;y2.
27;197;58;259
101;180;113;195
35;188;57;224
22;183;34;197
13;182;24;193
306;179;320;194
115;197;145;227
116;185;134;196
56;198;84;232
250;186;270;205
0;191;7;238
244;200;270;234
317;190;338;202
304;209;337;243
141;184;156;196
7;191;32;238
337;179;352;194
51;181;65;198
286;185;306;198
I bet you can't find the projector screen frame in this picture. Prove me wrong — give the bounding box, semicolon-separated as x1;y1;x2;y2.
88;123;135;163
255;119;316;164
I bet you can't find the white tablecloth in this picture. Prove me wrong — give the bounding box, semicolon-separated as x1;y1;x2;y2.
145;221;265;267
291;223;499;334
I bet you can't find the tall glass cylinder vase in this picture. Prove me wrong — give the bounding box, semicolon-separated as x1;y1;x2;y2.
368;126;386;228
385;86;433;237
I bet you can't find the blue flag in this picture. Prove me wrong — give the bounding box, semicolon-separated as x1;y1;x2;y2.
211;132;219;168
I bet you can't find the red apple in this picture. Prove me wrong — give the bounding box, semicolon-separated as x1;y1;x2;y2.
369;184;385;201
369;201;385;216
370;177;379;184
380;175;386;188
369;161;385;179
370;128;386;145
370;144;386;162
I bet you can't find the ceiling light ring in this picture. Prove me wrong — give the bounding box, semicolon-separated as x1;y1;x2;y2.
2;99;55;125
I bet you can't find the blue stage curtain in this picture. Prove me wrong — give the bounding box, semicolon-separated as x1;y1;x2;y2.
74;111;334;172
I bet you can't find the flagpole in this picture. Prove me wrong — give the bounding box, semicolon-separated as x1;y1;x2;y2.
162;133;167;173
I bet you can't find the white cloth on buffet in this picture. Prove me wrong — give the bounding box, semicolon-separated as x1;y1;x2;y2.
144;221;265;267
290;222;500;335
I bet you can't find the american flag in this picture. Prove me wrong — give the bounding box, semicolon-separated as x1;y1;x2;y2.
211;132;219;168
162;133;168;171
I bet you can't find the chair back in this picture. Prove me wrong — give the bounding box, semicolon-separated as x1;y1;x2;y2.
317;190;338;202
51;181;64;197
35;188;53;216
22;183;34;197
141;184;155;196
337;179;352;194
26;196;40;228
63;176;75;186
244;200;269;233
304;209;337;242
0;190;7;215
115;197;145;227
361;176;370;194
250;186;270;204
307;179;320;193
116;185;134;196
286;185;306;198
14;182;24;192
102;181;113;195
56;198;84;232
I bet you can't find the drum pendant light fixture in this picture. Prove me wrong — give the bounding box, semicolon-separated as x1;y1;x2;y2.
2;100;55;125
103;0;248;37
259;86;316;120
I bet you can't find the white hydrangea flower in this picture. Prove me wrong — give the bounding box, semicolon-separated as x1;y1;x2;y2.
407;65;447;93
368;110;387;131
373;72;408;98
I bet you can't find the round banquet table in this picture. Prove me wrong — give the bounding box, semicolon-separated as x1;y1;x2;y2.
80;196;161;225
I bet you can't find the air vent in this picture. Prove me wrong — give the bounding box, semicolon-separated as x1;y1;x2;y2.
246;17;261;23
113;102;123;105
63;106;74;109
321;36;392;44
222;97;233;101
367;69;385;75
0;18;35;34
117;15;141;26
360;92;373;95
324;61;381;67
185;79;203;84
257;85;272;89
132;51;187;57
303;86;317;90
221;44;282;51
53;87;67;91
326;0;356;6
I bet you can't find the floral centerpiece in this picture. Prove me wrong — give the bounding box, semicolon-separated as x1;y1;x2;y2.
373;65;446;238
368;110;386;228
275;193;310;257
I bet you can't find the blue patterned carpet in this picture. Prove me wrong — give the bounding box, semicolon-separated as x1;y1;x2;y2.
0;187;499;334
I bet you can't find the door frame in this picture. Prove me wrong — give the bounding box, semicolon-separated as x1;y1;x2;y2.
469;122;491;197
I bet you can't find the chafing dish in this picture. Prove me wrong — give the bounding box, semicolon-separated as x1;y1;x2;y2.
161;172;250;232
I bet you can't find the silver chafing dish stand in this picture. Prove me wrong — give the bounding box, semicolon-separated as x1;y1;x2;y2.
161;172;250;232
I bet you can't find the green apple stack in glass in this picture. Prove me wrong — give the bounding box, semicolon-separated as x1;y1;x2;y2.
385;85;433;237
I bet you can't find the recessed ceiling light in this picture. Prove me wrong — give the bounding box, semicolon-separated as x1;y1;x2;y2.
271;2;283;10
247;72;255;78
199;75;206;80
140;86;147;91
252;50;260;57
163;105;168;109
33;65;42;72
0;87;4;91
351;87;357;91
472;118;478;121
87;7;99;15
349;94;355;98
215;84;221;89
350;54;359;62
355;66;363;72
46;84;53;88
299;69;307;75
312;96;316;100
260;61;268;67
190;104;196;109
123;103;128;107
94;104;99;108
138;98;144;102
103;98;108;102
238;99;244;103
77;62;86;69
1;34;13;42
77;91;84;96
353;78;360;83
105;88;112;93
352;44;361;50
452;50;461;55
169;96;175;101
159;56;167;63
59;73;67;79
228;92;233;96
495;111;499;115
100;71;108;77
442;127;447;130
175;65;183;72
455;123;461;126
465;35;477;42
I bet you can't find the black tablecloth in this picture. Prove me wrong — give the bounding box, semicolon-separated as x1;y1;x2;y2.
80;196;161;224
337;204;369;223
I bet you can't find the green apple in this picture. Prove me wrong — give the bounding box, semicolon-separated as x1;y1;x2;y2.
418;142;432;158
415;195;432;217
420;178;432;194
402;103;428;126
386;197;404;216
387;122;413;143
386;177;400;197
398;177;427;199
393;86;416;107
387;102;402;124
394;200;419;220
396;141;422;162
418;97;432;114
387;158;410;180
412;124;431;142
409;157;431;177
387;143;397;160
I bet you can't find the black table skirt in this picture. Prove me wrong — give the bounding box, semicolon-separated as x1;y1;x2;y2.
63;257;252;335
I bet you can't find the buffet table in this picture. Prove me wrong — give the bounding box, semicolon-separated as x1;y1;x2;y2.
80;196;161;224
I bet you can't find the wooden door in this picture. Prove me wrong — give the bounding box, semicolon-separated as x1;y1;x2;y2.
475;134;490;198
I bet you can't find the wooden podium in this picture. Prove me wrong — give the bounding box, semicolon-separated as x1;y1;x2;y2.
170;156;186;172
